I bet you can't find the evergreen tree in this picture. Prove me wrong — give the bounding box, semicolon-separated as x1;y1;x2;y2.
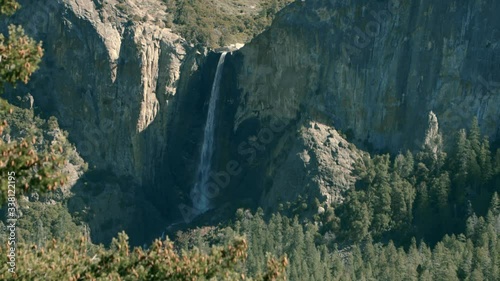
495;149;500;174
304;224;323;281
393;150;415;181
320;246;333;281
478;137;493;184
367;155;392;237
489;192;500;216
450;129;473;216
339;191;371;243
468;117;481;156
432;241;459;281
429;172;452;233
414;182;432;240
390;173;414;238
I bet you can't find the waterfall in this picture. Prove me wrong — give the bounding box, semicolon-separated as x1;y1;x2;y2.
191;52;227;213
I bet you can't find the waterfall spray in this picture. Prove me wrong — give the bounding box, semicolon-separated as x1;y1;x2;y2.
191;52;228;213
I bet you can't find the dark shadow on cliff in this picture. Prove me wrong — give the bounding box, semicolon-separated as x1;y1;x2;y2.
133;50;224;243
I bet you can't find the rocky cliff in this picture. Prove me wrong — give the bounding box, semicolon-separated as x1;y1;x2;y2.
235;0;500;149
4;0;500;244
3;0;207;244
10;0;188;181
217;0;500;209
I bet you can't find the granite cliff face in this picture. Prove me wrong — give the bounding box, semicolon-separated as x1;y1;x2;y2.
234;0;500;149
10;0;188;180
217;0;500;209
5;0;500;244
4;0;206;244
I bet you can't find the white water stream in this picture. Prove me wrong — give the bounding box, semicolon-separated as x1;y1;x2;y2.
191;52;228;213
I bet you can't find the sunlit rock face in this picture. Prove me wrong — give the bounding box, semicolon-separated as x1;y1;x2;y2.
221;0;500;209
234;0;500;151
4;0;199;244
9;0;189;181
4;0;500;243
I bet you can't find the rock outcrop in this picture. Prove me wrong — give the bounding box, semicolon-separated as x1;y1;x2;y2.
212;0;500;209
5;0;500;244
4;0;201;244
10;0;187;180
233;0;500;151
261;121;364;210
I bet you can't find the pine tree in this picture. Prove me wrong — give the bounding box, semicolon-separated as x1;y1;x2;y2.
469;117;481;156
457;239;474;280
394;151;415;179
465;119;483;189
269;213;284;256
390;173;409;234
362;235;376;266
322;206;340;234
330;246;346;280
320;246;333;281
466;213;479;239
478;137;493;184
414;182;432;240
432;241;459;281
304;224;323;281
429;172;451;233
407;238;420;280
470;268;485;281
339;191;371;243
473;245;492;280
489;192;500;216
451;129;472;209
350;246;365;280
495;149;500;174
384;241;400;280
368;155;392;237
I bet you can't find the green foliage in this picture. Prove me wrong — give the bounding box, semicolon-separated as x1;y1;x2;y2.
0;0;19;16
0;102;83;205
0;25;43;86
335;119;500;245
163;0;293;48
0;232;287;280
0;1;74;206
0;2;498;280
2;117;498;279
337;191;370;242
235;211;331;281
161;119;500;280
175;202;499;281
3;200;84;246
